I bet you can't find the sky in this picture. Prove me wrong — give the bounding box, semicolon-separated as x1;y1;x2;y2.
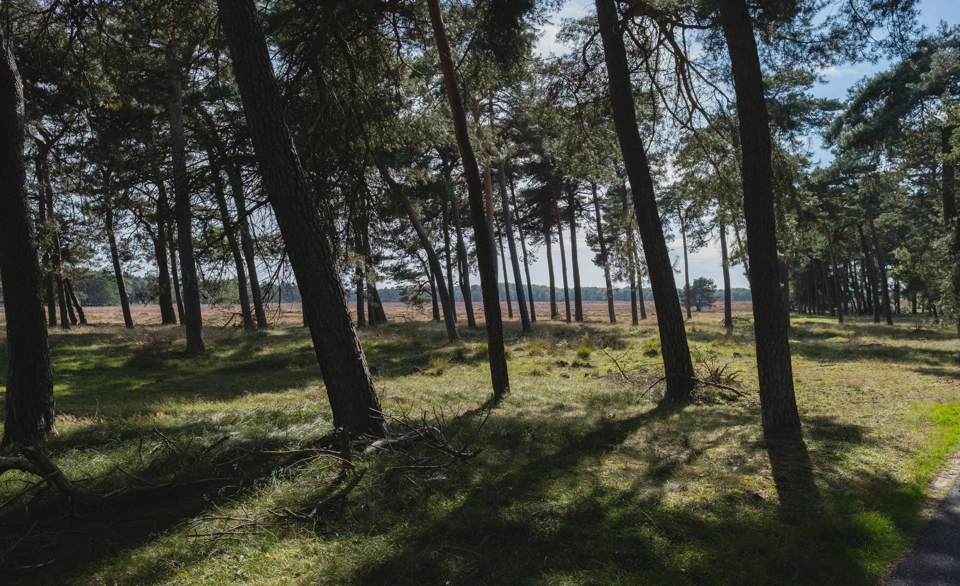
503;0;960;292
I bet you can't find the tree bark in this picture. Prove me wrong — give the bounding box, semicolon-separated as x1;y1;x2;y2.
497;223;513;319
428;0;510;400
859;226;881;324
0;30;56;444
37;145;70;330
380;165;458;342
166;40;205;354
677;203;692;320
867;208;893;325
450;191;476;328
104;189;134;329
354;229;366;328
596;0;695;403
720;222;733;329
820;256;833;316
943;125;957;224
513;191;536;323
37;188;54;326
568;190;584;323
824;225;843;323
497;161;530;332
154;177;178;324
169;235;185;324
778;250;791;325
441;194;457;323
228;163;268;329
717;0;799;430
544;222;558;319
217;0;387;436
553;190;572;323
592;183;616;323
65;278;86;325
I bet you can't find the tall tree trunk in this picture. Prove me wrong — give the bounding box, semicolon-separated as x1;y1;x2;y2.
513;195;536;323
867;208;893;325
630;266;639;326
0;30;56;445
553;190;572;323
718;0;799;431
154;178;178;324
568;191;584;323
37;190;55;326
859;226;881;324
166;41;204;354
497;161;530;332
943;125;957;224
169;235;185;324
441;195;457;323
37;147;70;330
209;150;255;331
678;204;692;320
104;192;134;329
354;230;366;328
65;279;86;325
228;163;268;329
824;225;843;323
380;165;458;342
217;0;387;436
720;222;733;329
545;223;558;319
360;209;387;327
778;250;791;325
591;183;615;323
820;257;833;316
596;0;695;403
62;278;77;325
428;265;441;322
450;193;476;328
497;223;513;319
428;0;509;400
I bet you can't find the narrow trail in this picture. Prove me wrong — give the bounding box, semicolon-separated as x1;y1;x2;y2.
885;476;960;586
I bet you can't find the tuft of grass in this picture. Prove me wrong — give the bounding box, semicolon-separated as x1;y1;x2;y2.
576;346;592;360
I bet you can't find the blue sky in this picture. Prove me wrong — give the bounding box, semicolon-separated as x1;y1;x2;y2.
513;0;960;291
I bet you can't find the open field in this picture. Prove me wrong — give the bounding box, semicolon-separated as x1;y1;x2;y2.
1;310;959;585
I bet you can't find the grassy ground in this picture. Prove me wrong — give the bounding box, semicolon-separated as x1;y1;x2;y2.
1;309;959;585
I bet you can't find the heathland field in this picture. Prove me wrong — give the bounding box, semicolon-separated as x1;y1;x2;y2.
1;304;959;585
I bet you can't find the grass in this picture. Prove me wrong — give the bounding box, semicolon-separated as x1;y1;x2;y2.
1;311;959;584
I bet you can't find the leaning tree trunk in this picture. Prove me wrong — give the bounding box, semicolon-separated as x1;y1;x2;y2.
497;161;530;332
104;193;134;329
0;30;56;445
591;183;616;323
217;0;387;437
568;192;584;323
596;0;695;403
154;178;178;324
450;193;476;328
208;149;255;331
553;191;572;323
428;0;509;400
717;0;799;430
720;222;733;329
166;40;205;354
169;235;185;324
381;165;458;342
65;279;86;325
497;223;513;319
228;163;268;329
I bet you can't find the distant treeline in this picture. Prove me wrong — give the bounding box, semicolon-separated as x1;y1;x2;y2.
24;272;751;306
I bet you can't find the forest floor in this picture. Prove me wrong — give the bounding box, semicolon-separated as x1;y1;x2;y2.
1;306;959;585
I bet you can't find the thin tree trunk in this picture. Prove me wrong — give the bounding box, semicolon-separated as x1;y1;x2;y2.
428;265;441;322
166;40;204;354
867;208;893;325
720;222;733;329
497;160;530;332
678;204;692;320
65;278;86;325
591;183;615;323
61;279;76;325
380;165;458;342
859;226;881;324
597;0;696;404
38;147;70;330
209;151;255;331
37;187;55;326
513;195;536;323
228;163;268;329
943;125;957;224
629;266;639;325
354;230;366;328
553;190;571;323
0;29;56;444
428;0;509;400
778;250;791;325
154;178;177;324
545;222;558;319
441;195;457;322
497;223;513;319
450;192;476;328
820;257;833;316
169;235;185;324
218;0;387;436
104;193;134;329
568;190;584;323
824;226;843;323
